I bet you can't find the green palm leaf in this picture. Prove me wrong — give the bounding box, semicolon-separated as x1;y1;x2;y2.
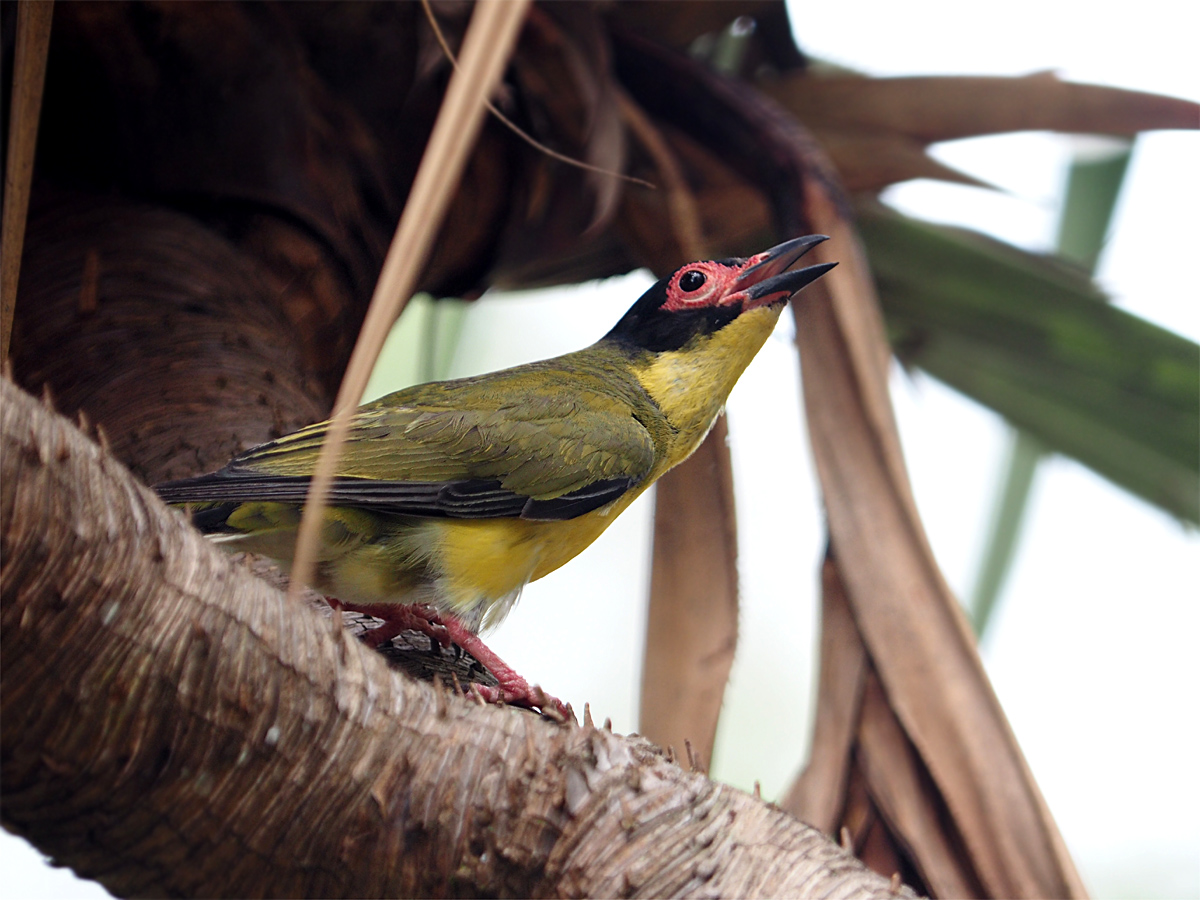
859;200;1199;523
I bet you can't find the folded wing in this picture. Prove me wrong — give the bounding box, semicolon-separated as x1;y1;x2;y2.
156;369;656;522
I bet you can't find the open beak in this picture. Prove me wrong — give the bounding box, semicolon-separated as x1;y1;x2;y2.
731;235;836;309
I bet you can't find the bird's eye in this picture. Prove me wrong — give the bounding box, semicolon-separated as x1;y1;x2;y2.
680;270;707;292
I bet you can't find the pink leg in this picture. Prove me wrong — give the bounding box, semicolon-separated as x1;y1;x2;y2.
437;613;569;719
328;599;567;718
326;598;449;650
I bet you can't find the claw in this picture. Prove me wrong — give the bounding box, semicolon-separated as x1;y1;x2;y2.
328;598;569;717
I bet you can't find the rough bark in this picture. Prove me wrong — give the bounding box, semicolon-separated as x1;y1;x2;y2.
1;377;912;899
11;196;334;484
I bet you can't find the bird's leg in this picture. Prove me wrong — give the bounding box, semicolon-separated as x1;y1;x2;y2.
436;613;569;719
327;599;568;718
326;598;450;650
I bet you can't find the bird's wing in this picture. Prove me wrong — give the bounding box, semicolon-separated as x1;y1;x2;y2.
156;371;657;522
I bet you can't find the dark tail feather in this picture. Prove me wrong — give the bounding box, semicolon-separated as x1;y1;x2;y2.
157;496;242;535
190;502;244;533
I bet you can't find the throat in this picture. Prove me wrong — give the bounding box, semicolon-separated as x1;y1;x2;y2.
634;304;783;465
638;352;729;457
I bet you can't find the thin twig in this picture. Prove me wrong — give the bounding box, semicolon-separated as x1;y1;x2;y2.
420;0;654;191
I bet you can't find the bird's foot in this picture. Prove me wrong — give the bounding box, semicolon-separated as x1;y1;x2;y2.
435;614;569;719
468;682;570;721
326;598;450;650
328;599;568;718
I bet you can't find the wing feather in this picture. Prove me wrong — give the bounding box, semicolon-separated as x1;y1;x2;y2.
156;360;658;522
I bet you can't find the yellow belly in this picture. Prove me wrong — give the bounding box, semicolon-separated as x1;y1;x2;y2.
215;492;641;632
435;491;639;604
284;489;644;631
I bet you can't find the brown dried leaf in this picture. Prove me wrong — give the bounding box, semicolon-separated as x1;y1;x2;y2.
844;757;923;894
767;73;1200;145
792;181;1087;898
857;668;985;898
781;550;867;834
639;417;739;773
789;552;980;895
812;129;993;192
786;552;982;896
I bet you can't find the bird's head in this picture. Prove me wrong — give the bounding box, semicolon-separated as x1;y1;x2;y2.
601;235;836;454
605;234;835;353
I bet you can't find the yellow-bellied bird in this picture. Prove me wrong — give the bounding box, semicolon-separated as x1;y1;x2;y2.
156;236;835;714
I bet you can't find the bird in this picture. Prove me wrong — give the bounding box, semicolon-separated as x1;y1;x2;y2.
156;235;835;715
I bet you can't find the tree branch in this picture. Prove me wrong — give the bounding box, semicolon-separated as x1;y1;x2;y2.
1;377;911;899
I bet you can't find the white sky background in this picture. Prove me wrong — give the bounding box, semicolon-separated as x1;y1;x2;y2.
4;1;1197;897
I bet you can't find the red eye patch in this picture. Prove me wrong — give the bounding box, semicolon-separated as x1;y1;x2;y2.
662;262;739;312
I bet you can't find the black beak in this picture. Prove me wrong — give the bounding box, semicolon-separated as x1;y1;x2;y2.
734;235;836;307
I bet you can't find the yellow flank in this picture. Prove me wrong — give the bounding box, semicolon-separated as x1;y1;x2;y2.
633;304;784;464
436;518;542;603
219;489;648;628
434;487;644;604
226;500;301;533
